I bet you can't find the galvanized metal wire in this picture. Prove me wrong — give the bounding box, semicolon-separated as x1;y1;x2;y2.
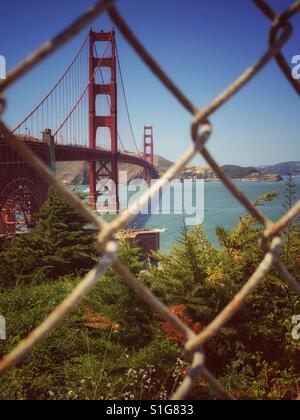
0;0;300;400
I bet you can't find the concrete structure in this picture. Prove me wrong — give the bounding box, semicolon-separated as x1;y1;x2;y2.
119;229;160;259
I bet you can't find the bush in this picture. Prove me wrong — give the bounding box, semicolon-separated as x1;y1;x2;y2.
146;192;300;399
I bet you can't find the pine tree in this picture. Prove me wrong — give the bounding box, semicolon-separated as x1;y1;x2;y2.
0;189;96;287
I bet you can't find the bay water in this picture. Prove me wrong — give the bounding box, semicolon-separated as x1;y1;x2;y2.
79;176;300;253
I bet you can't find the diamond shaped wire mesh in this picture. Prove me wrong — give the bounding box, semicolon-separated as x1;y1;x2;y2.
0;0;299;400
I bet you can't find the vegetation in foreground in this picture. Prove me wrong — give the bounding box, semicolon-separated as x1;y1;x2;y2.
0;179;299;400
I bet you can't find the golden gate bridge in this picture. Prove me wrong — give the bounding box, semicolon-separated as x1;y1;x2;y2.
0;29;158;235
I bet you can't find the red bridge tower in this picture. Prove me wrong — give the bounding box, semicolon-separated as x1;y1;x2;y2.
88;29;119;211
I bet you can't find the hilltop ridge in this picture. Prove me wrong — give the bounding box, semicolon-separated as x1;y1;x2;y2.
56;157;300;184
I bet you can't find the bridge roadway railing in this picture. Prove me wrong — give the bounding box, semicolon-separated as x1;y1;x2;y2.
0;136;159;178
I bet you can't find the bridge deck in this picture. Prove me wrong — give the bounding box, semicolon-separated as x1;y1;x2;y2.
0;138;159;179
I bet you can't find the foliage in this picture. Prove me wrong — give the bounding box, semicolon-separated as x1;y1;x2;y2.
147;189;300;399
84;237;156;348
281;173;300;271
158;304;202;345
0;189;97;288
0;181;299;400
0;277;179;400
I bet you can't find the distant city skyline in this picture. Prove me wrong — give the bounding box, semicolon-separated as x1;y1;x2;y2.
1;0;299;166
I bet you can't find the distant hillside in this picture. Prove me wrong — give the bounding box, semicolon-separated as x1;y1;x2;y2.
257;161;300;176
181;164;282;181
221;165;258;179
57;162;88;185
57;157;288;185
153;155;174;175
57;155;166;185
57;161;146;185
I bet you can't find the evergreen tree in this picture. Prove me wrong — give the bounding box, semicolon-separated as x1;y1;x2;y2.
0;189;96;287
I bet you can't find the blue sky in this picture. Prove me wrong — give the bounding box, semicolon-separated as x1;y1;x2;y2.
1;0;299;166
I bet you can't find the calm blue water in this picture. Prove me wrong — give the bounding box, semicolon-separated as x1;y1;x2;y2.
79;176;300;253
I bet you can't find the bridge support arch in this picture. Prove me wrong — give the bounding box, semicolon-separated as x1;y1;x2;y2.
0;171;46;236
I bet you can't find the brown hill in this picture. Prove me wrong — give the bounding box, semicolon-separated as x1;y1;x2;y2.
57;160;146;185
57;158;283;184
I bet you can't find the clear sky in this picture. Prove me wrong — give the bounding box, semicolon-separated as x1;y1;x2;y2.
1;0;299;167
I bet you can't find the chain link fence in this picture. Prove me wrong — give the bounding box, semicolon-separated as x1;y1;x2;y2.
0;0;299;400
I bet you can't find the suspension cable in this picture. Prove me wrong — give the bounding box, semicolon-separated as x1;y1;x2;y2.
116;45;140;155
54;34;112;137
12;33;89;134
93;43;126;152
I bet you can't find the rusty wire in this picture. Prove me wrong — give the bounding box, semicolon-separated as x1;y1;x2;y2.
0;0;300;401
254;0;300;95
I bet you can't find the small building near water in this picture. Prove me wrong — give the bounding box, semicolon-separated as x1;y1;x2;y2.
117;229;161;260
